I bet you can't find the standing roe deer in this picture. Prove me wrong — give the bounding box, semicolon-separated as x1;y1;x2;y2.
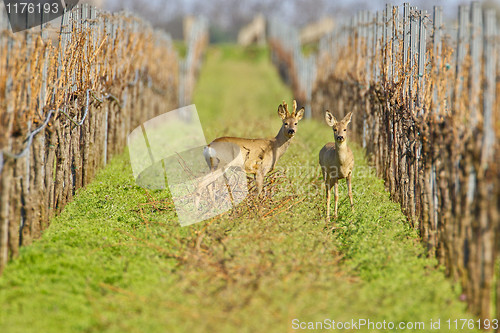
204;100;305;195
319;111;354;221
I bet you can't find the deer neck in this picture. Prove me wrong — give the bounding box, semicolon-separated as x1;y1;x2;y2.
335;141;350;162
272;126;293;161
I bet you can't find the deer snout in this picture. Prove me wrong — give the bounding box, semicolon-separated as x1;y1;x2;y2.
288;129;296;136
336;135;345;142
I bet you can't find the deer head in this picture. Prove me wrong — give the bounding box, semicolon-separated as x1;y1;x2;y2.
278;100;305;139
325;111;352;144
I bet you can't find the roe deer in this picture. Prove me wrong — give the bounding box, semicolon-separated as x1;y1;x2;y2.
319;111;354;221
204;100;305;195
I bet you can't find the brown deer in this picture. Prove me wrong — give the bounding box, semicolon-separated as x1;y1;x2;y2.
319;111;354;221
204;100;305;195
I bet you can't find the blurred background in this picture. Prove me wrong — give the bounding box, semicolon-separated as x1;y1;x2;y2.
89;0;500;43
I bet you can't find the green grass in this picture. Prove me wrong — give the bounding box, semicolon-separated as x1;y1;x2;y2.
173;40;187;59
301;42;319;56
0;45;477;333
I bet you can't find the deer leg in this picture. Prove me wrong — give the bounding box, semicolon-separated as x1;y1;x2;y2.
333;181;339;219
223;172;235;206
347;173;354;213
325;183;331;222
207;182;216;206
255;172;264;196
194;191;201;210
202;157;218;208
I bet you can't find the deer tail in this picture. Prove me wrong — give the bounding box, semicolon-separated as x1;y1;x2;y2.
203;145;218;170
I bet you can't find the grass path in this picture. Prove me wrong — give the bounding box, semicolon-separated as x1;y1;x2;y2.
0;45;476;333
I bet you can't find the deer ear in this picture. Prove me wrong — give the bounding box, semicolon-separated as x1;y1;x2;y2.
325;110;337;127
343;112;353;125
295;107;305;121
278;105;287;120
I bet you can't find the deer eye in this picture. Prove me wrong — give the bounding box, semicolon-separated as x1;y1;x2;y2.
294;122;297;125
344;129;346;132
333;129;337;132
